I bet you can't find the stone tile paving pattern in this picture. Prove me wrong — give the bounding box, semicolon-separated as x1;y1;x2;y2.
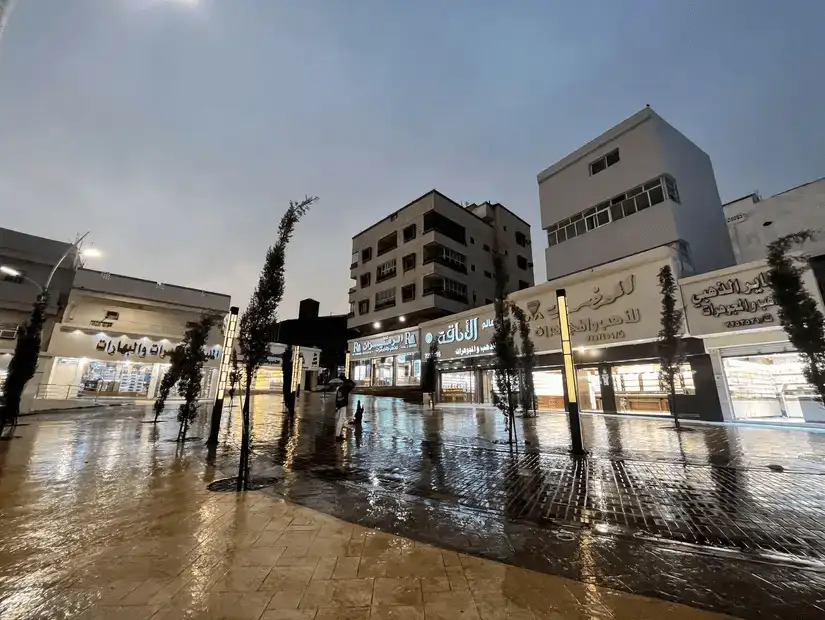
210;394;825;619
0;408;734;620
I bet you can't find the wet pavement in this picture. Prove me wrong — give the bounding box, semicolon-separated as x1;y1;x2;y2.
207;394;825;620
0;406;738;620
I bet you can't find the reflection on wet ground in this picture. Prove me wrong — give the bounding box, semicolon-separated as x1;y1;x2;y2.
208;393;825;619
0;405;737;620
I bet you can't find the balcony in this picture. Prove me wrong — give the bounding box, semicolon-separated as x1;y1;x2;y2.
422;274;468;304
377;232;398;257
375;297;397;311
422;242;467;275
375;268;397;284
348;286;356;295
350;262;358;270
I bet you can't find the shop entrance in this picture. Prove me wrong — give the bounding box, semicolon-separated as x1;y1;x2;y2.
722;353;821;422
441;371;476;403
611;363;694;415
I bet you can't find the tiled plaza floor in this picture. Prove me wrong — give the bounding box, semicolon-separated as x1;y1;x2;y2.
0;407;735;620
208;394;825;619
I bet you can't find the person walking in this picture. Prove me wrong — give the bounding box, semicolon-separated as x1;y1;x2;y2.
334;374;356;440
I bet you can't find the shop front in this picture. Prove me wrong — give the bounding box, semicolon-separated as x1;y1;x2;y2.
420;246;723;420
45;329;222;399
681;261;825;423
348;327;421;389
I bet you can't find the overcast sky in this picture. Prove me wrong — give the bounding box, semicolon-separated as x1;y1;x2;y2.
1;0;823;318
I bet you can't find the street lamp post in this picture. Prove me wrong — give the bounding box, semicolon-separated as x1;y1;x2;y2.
207;306;239;446
557;289;585;456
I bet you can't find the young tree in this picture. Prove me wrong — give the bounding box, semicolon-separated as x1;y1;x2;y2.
1;293;47;435
656;264;686;431
421;339;439;409
175;315;216;442
766;231;825;403
227;348;240;404
236;196;317;490
282;345;294;414
510;302;537;418
491;248;520;444
152;345;186;423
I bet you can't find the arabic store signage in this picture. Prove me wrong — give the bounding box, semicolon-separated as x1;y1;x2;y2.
92;336;222;362
350;329;418;358
422;260;666;360
681;262;823;337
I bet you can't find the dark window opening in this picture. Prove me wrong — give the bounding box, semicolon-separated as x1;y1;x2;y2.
402;224;417;243
517;255;528;270
361;247;372;263
358;300;369;315
360;273;371;288
422;210;467;245
518;280;530;290
401;283;416;302
377;231;398;256
402;253;416;272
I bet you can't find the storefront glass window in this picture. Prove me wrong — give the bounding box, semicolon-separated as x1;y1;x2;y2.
352;360;372;386
395;353;421;386
251;366;283;392
441;371;475;403
533;370;564;411
723;353;816;421
612;363;693;415
577;368;602;412
83;361;155;396
374;357;394;386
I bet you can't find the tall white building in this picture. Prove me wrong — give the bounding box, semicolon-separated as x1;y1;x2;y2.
537;106;735;282
724;176;825;264
348;189;534;337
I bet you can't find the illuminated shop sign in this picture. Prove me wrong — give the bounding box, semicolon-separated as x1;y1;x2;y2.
351;329;418;358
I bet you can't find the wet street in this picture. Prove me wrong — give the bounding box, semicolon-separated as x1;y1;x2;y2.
0;399;823;619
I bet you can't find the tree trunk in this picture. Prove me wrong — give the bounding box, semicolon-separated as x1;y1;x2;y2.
237;370;253;491
669;371;680;431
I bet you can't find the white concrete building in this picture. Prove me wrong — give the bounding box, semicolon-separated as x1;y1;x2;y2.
0;228;79;392
538;106;734;282
724;177;825;264
348;189;534;338
41;269;231;402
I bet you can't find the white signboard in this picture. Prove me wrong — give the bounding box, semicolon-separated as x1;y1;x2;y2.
263;343;322;371
349;328;418;359
422;259;669;360
681;262;823;337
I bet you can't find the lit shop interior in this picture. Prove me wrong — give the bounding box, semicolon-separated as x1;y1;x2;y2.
438;361;695;415
721;352;820;422
0;352;10;393
350;353;421;387
49;357;217;399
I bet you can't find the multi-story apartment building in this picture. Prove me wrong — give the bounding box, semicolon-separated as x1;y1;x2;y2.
537;106;734;282
348;189;534;337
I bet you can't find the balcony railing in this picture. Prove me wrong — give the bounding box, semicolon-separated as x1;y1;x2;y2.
350;262;358;269
375;298;397;311
376;269;397;284
423;243;467;274
422;280;468;304
348;286;356;295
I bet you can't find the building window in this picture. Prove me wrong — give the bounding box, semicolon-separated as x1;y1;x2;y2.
0;323;19;340
471;264;475;272
348;301;355;317
517;255;528;270
423;275;468;303
423;210;466;245
360;272;371;288
376;258;397;283
358;299;370;315
423;243;466;274
403;224;417;242
361;247;372;263
503;226;507;231
482;244;490;252
665;175;680;203
401;283;415;302
375;287;396;311
589;148;620;176
377;232;398;256
402;253;416;272
470;236;475;244
485;298;493;305
515;231;528;247
546;176;671;247
519;280;530;290
484;270;492;279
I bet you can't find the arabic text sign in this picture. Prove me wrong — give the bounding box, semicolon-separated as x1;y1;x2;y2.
349;328;418;359
681;263;822;336
93;336;222;362
422;259;667;360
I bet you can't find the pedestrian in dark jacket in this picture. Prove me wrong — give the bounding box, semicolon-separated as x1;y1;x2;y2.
334;375;356;440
